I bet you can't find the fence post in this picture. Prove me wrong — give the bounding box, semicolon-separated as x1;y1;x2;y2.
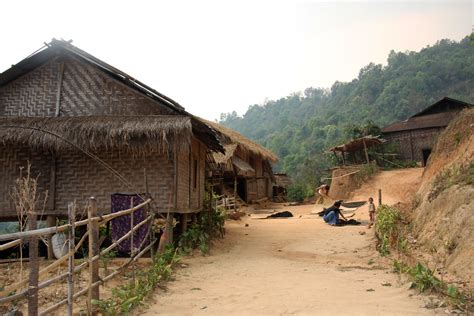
28;209;39;315
67;202;76;316
378;189;382;206
88;197;99;315
130;197;136;282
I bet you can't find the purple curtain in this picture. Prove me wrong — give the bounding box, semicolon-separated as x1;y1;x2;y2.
111;193;149;254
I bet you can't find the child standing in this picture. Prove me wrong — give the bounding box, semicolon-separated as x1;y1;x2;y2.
368;197;376;228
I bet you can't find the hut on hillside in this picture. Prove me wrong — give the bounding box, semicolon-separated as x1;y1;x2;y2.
0;39;223;225
326;135;385;199
201;120;278;204
382;97;472;166
273;173;292;202
328;135;385;165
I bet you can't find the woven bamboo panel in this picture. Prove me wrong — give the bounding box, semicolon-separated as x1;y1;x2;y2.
385;128;442;161
0;146;51;218
188;139;206;211
177;145;190;210
60;58;175;116
54;150;174;215
0;60;60;117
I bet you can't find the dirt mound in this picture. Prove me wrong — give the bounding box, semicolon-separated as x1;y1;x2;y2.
412;108;474;289
418;108;474;196
350;168;423;206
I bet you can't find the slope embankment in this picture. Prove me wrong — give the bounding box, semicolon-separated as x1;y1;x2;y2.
411;108;474;289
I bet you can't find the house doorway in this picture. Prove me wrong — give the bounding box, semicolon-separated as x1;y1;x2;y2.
237;178;247;202
422;148;432;167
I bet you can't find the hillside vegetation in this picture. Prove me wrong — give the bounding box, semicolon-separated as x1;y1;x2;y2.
220;36;474;188
412;108;474;290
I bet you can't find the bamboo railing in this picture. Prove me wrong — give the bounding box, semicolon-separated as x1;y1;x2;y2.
0;197;154;315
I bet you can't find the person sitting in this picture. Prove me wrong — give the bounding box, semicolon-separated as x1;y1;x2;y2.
323;200;347;226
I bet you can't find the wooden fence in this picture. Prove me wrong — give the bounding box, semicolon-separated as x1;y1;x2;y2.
0;197;154;315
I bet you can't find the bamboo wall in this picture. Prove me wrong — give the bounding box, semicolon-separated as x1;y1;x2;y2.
0;57;174;116
0;146;175;218
0;55;206;218
384;127;443;163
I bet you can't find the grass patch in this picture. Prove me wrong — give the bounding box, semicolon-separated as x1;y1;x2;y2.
374;205;408;256
93;200;227;315
429;162;474;201
393;260;469;310
354;163;378;187
92;246;181;315
178;206;226;255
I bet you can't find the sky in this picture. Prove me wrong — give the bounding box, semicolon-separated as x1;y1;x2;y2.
0;0;471;120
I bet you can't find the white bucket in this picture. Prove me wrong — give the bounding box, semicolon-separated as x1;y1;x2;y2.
51;233;69;259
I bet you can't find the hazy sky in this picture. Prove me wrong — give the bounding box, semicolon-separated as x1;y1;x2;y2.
0;1;471;120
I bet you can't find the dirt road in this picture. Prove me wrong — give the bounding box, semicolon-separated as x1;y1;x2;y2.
144;168;431;315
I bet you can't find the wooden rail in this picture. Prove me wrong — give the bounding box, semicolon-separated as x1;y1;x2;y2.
0;197;155;315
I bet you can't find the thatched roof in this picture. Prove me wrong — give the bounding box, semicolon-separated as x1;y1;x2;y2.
201;119;278;162
274;173;292;188
212;144;237;164
0;115;222;154
328;135;385;153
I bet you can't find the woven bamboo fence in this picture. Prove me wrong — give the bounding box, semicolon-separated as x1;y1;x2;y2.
0;197;154;315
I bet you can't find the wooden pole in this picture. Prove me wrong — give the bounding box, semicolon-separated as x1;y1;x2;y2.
47;154;57;260
378;189;382;206
28;210;39;315
130;197;135;283
363;139;370;164
88;197;99;315
46;215;56;260
233;175;237;212
67;202;76;316
181;214;188;232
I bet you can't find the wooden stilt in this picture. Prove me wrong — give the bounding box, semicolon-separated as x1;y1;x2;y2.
181;214;188;232
363;139;370;164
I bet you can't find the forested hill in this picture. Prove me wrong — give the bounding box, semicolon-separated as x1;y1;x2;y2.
219;36;474;188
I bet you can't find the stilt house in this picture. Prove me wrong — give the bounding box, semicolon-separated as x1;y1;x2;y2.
0;39;223;220
382;97;472;166
201;120;278;204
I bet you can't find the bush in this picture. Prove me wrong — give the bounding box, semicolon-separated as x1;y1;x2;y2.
287;184;306;202
375;205;403;256
354;163;378;187
92;246;181;315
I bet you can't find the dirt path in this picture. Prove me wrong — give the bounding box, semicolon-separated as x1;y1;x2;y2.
144;168;432;315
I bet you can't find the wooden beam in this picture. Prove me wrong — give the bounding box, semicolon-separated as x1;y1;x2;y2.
362;139;370;164
55;62;65;117
67;203;75;316
87;197;99;315
28;207;39;315
46;215;55;260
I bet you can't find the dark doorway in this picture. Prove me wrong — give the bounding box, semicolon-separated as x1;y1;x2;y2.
237;178;247;202
422;148;432;167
